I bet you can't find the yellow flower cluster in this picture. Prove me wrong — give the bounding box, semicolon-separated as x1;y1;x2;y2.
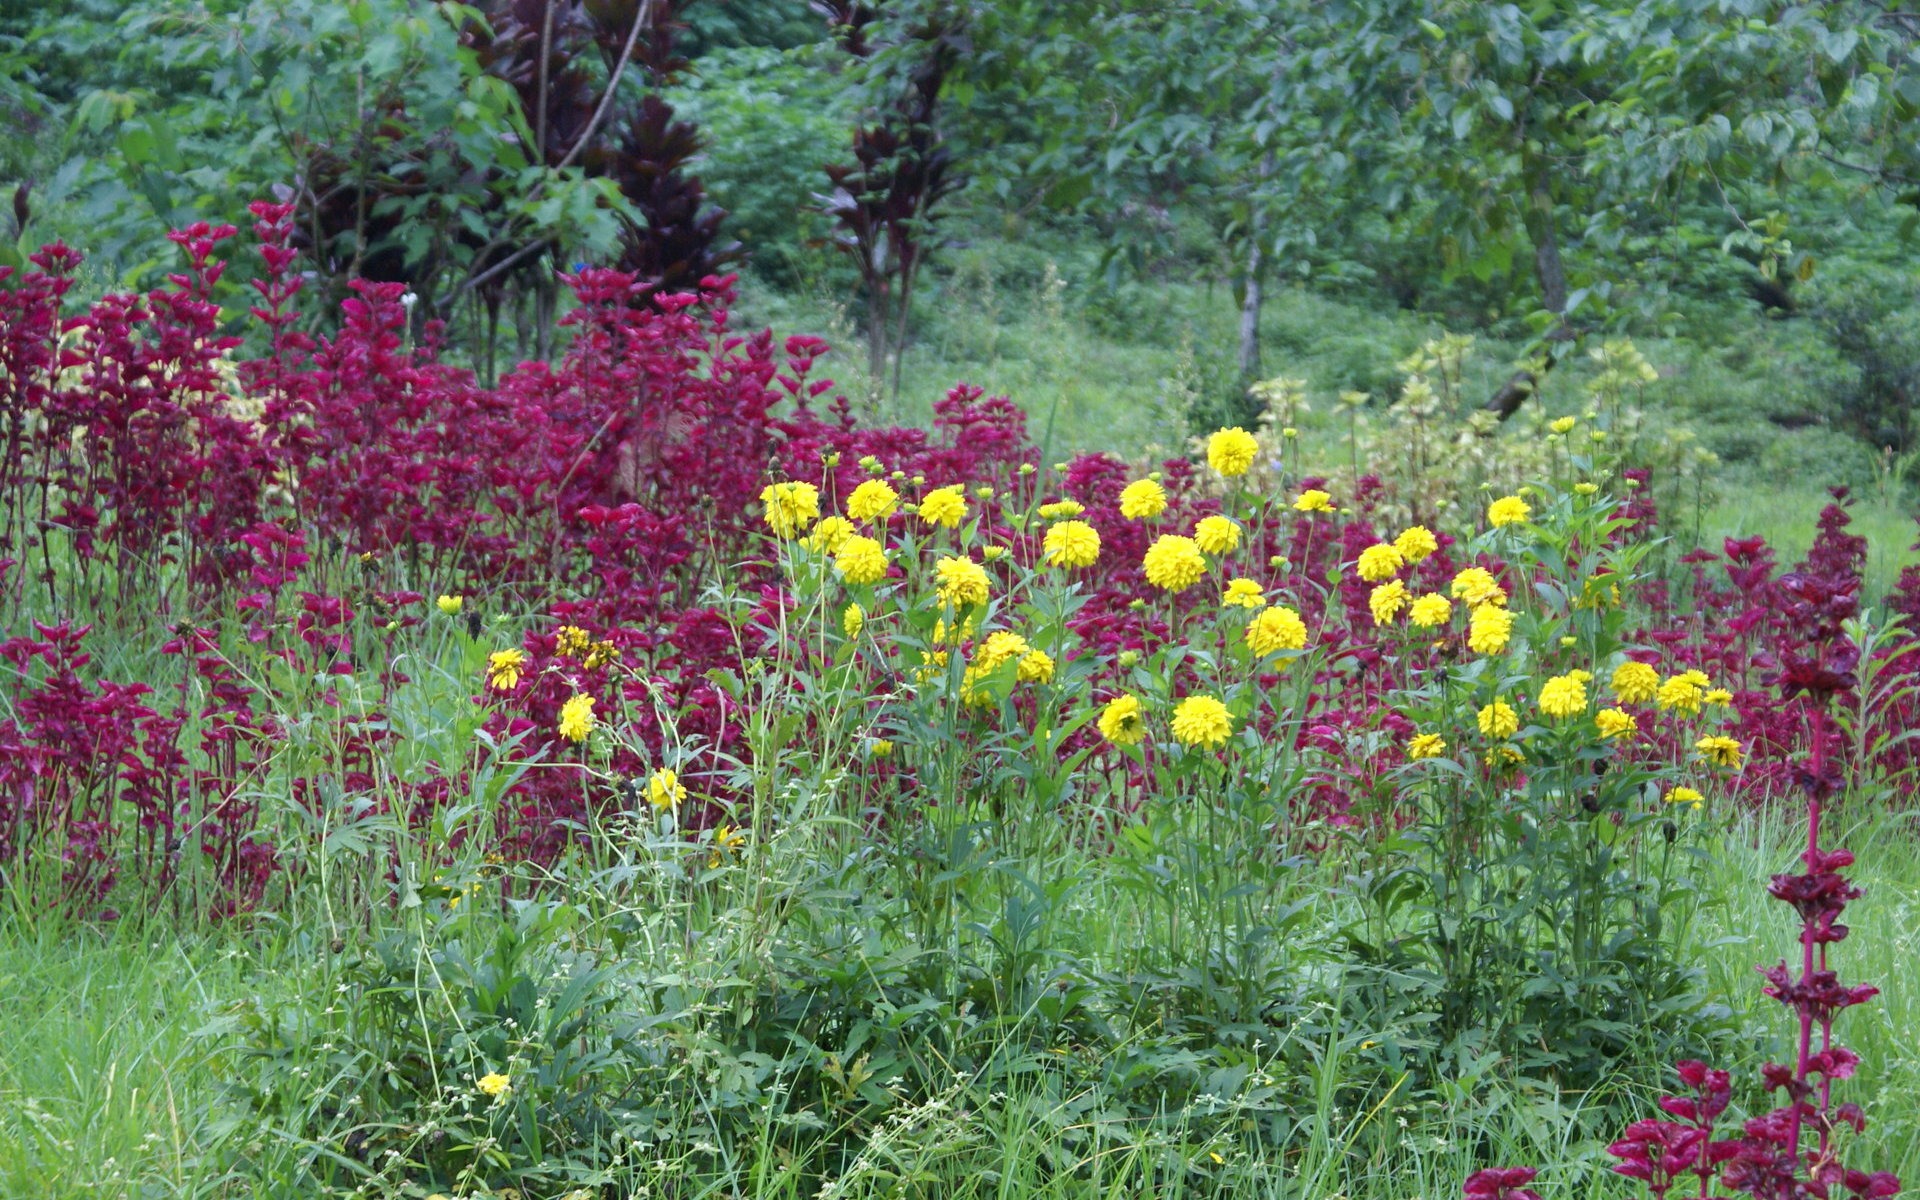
1369;579;1409;625
847;479;899;523
1450;567;1507;607
1612;661;1660;705
1099;694;1146;746
1044;519;1101;568
1293;489;1335;513
1143;535;1207;593
1658;669;1712;715
835;534;889;585
557;694;596;742
1037;499;1085;520
807;515;855;553
1394;525;1439;562
1194;515;1241;555
934;555;990;608
1487;495;1531;527
1357;543;1404;582
1408;593;1452;627
1119;479;1167;520
1206;426;1260;477
1407;733;1446;759
1478;700;1520;739
1467;603;1514;654
1247;605;1308;656
918;485;968;529
1222;578;1265;609
486;648;526;691
647;767;686;809
761;480;822;538
1170;695;1234;748
1538;673;1589;719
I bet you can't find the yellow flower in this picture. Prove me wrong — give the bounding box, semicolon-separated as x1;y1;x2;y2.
1037;498;1086;520
1358;543;1405;583
1450;567;1507;607
1612;661;1660;705
1206;426;1260;477
1467;603;1514;654
1487;495;1531;527
436;594;464;615
1247;605;1308;656
760;480;821;537
1574;482;1599;495
1293;489;1335;513
583;639;620;670
1478;701;1520;739
1170;695;1233;749
805;514;856;553
1705;688;1733;706
918;485;968;529
1407;733;1446;759
1369;579;1409;625
834;534;889;585
1486;744;1526;769
868;738;894;758
1194;514;1241;555
1143;535;1208;593
1394;525;1439;563
707;823;747;868
1595;708;1638;739
1222;577;1265;609
486;648;526;691
1538;673;1588;719
934;555;991;608
555;624;591;657
1017;649;1055;684
1043;519;1101;568
1666;785;1704;810
1408;593;1452;627
646;768;686;809
1099;694;1147;746
557;694;596;743
982;545;1007;562
1119;478;1168;520
477;1072;511;1099
1696;736;1744;769
843;603;864;639
1658;673;1706;715
846;479;899;523
1550;416;1576;434
975;630;1032;670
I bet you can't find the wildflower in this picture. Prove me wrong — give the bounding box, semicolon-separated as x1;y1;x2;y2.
1116;649;1140;669
835;535;889;585
557;694;596;743
806;514;856;553
843;603;864;639
1394;525;1439;563
1408;733;1446;759
1171;695;1234;749
981;545;1007;562
583;639;619;670
1478;701;1520;740
555;624;591;657
868;739;893;758
934;555;991;608
436;594;464;615
760;480;821;537
1222;577;1265;609
1595;708;1638;739
1482;741;1528;768
1370;580;1409;625
918;485;967;529
1696;735;1744;768
1408;593;1452;627
647;768;686;809
846;479;899;523
1574;482;1598;495
1206;426;1260;477
1099;695;1147;746
1043;519;1101;568
1487;495;1531;527
1017;649;1055;684
1119;478;1167;520
1194;514;1241;555
1467;604;1514;655
975;630;1032;670
933;615;977;643
958;664;996;707
1247;605;1308;656
1658;673;1707;715
1143;535;1208;593
1037;499;1085;519
1538;673;1588;719
1612;660;1660;705
1357;542;1405;582
1293;488;1335;513
1550;416;1576;434
1666;786;1704;810
858;454;881;473
1450;567;1507;607
974;485;995;501
707;823;747;868
477;1073;512;1099
1704;688;1732;705
486;648;526;691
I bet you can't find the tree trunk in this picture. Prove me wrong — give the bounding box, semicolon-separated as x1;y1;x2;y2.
1521;163;1569;329
1238;237;1264;383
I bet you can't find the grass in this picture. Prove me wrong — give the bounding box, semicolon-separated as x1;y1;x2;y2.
1;799;1915;1197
